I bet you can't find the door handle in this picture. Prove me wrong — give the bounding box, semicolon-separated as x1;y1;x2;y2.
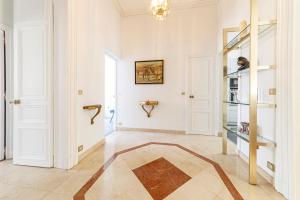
9;99;21;105
189;95;195;99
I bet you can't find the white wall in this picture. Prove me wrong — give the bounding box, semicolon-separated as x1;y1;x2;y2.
75;0;121;155
291;1;300;199
0;0;13;26
53;0;74;169
118;6;218;131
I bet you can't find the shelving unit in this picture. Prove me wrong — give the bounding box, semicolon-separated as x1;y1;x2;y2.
222;0;277;185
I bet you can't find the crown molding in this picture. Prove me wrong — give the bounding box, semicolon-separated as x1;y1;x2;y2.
118;0;217;17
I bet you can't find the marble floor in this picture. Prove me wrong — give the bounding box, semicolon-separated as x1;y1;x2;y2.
0;131;286;200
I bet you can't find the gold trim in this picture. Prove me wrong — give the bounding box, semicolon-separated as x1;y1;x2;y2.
222;28;231;155
258;65;276;70
249;0;259;185
258;19;277;26
258;142;277;149
258;103;277;108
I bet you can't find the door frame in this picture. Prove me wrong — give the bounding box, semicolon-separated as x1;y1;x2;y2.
185;56;216;136
104;50;119;135
0;24;13;160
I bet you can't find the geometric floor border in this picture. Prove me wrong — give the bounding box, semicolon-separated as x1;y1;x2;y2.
73;142;244;200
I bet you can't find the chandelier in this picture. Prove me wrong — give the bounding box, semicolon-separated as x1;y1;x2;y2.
151;0;169;21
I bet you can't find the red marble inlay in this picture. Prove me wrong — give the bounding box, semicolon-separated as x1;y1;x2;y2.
133;157;191;200
73;142;244;200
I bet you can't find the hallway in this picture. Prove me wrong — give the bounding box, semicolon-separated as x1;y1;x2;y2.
0;131;285;200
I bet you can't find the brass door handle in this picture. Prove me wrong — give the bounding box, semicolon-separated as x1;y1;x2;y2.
189;95;195;99
9;100;21;105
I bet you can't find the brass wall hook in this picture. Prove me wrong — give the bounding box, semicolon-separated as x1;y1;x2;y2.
83;104;102;125
139;100;159;118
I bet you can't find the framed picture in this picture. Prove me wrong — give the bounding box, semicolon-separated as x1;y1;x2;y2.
135;60;164;84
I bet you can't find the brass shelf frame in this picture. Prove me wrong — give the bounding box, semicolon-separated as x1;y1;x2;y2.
222;0;277;185
83;104;102;125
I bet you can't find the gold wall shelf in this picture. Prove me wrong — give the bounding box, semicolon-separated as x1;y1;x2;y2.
83;104;102;125
139;100;159;118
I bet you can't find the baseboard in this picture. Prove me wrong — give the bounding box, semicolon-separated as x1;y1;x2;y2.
117;127;186;135
78;138;106;162
238;151;274;185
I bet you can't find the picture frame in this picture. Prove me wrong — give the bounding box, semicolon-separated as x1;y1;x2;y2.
135;60;164;84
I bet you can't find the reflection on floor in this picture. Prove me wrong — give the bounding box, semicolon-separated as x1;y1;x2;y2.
0;131;286;200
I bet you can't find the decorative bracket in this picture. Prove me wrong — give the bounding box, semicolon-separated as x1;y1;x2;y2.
83;104;102;125
139;100;159;118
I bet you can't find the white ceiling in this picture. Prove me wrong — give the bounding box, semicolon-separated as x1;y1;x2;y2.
115;0;217;16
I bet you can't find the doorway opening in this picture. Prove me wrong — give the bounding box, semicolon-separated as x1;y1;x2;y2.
0;29;7;161
104;54;117;136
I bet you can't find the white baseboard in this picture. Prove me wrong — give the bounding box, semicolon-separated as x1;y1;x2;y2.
117;127;186;134
78;138;106;162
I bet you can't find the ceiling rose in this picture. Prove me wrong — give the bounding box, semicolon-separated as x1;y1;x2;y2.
151;0;169;21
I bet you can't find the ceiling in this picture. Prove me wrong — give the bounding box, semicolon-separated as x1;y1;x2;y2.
115;0;217;16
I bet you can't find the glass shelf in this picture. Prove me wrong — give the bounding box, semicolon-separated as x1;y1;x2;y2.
223;20;277;54
223;101;276;108
224;65;276;78
223;101;249;106
223;125;276;148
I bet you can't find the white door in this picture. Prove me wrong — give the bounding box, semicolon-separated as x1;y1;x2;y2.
13;23;53;167
186;57;214;135
0;30;5;161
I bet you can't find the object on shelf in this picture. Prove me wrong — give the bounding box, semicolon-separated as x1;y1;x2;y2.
229;89;239;102
239;122;250;135
83;104;102;125
237;57;250;71
139;100;159;118
229;78;238;89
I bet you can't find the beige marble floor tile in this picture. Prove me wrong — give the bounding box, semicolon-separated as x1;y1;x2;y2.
0;131;286;200
165;177;217;200
43;192;74;200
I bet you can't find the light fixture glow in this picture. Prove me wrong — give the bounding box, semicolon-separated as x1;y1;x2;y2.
151;0;169;21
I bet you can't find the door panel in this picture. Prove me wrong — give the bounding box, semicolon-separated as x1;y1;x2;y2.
0;30;5;161
13;23;53;167
187;57;213;135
